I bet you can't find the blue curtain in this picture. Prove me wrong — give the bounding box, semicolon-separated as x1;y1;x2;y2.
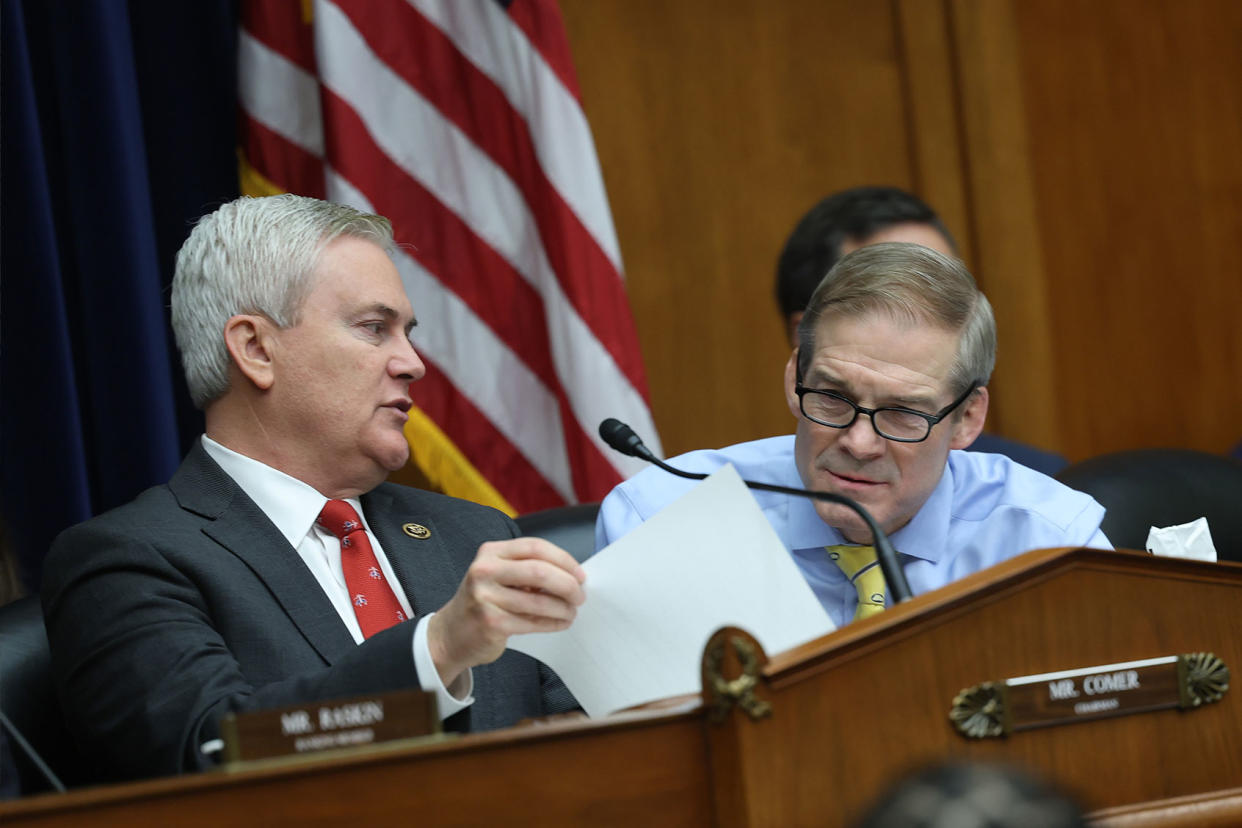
1;0;240;592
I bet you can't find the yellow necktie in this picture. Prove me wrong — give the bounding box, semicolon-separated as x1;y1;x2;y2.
826;545;887;621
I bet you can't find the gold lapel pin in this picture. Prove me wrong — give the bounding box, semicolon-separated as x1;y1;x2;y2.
402;523;431;539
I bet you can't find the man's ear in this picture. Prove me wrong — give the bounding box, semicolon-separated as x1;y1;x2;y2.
223;314;278;391
949;386;989;450
784;350;802;420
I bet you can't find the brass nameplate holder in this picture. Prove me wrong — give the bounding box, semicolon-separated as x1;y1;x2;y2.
220;688;440;763
950;652;1229;739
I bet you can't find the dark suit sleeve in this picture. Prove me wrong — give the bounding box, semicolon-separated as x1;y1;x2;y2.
393;501;581;732
450;509;581;718
539;661;580;715
42;523;421;782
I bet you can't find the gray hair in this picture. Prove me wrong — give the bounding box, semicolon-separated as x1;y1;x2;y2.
796;242;996;395
171;195;394;408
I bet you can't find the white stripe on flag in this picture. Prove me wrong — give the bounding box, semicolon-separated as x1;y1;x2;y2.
315;4;536;287
326;170;577;499
549;300;662;476
237;29;325;157
316;2;657;473
410;0;624;274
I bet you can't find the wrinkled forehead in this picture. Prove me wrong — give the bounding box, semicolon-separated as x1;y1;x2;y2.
802;309;961;388
808;304;956;349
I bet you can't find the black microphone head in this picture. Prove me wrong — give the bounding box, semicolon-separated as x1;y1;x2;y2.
599;418;645;459
599;418;635;454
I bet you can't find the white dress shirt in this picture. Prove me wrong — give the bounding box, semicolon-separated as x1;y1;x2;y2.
202;436;472;718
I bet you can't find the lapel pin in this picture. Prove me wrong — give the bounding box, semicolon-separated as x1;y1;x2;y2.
402;523;431;539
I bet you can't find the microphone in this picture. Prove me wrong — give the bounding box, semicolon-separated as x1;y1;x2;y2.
599;418;912;602
598;417;660;464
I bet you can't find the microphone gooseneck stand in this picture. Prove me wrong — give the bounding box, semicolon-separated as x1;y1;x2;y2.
598;418;912;602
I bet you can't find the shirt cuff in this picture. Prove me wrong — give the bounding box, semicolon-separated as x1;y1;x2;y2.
413;612;474;720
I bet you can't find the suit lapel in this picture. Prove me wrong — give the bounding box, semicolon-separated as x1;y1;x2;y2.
170;443;357;664
363;485;465;620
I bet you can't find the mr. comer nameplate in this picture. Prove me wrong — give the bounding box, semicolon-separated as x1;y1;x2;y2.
950;652;1230;739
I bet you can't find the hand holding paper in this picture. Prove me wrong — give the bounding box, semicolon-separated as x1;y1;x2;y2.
508;465;833;717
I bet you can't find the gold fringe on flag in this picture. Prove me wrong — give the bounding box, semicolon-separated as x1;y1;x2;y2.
401;407;515;516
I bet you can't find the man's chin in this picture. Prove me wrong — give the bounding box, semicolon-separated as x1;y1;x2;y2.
379;447;411;473
364;435;411;476
815;501;883;545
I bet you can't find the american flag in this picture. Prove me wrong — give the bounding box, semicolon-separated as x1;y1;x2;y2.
237;0;659;514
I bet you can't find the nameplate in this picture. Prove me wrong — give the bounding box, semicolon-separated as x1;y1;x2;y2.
950;652;1229;739
220;689;440;763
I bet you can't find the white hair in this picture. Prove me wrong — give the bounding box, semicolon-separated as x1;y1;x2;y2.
171;195;394;408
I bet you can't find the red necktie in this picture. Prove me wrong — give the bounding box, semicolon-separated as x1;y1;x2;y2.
317;500;407;638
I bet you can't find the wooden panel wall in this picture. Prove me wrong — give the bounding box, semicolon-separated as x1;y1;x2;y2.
1009;0;1242;458
560;1;927;457
561;0;1242;462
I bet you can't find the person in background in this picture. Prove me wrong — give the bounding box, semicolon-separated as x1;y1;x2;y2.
854;761;1087;828
776;186;1067;475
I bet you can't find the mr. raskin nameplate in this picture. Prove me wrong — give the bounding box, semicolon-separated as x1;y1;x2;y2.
950;653;1229;739
220;688;440;763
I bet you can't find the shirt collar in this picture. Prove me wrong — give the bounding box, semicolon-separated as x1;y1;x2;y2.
782;496;844;550
201;435;365;547
887;458;954;562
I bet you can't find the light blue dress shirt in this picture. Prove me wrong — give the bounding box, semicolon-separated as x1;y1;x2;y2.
596;435;1111;629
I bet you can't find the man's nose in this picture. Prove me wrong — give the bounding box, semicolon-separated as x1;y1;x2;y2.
836;413;886;459
391;337;426;382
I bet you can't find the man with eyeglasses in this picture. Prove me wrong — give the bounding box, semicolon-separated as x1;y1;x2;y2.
596;242;1109;628
775;185;1066;475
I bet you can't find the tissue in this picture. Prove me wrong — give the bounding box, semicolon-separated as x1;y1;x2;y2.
1146;517;1217;562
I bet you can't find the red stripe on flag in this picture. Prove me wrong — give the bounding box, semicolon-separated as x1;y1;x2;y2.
334;0;649;397
241;2;317;74
503;0;582;101
240;112;326;198
323;89;622;503
319;89;559;391
240;0;659;506
411;363;565;513
321;90;625;502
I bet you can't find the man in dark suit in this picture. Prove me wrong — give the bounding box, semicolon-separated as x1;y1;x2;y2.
42;195;586;782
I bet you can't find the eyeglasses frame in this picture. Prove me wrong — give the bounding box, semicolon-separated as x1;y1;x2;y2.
794;371;980;444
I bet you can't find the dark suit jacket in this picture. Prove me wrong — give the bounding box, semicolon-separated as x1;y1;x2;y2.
42;443;574;782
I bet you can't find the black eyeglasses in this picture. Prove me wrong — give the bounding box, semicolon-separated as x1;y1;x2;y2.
795;371;978;443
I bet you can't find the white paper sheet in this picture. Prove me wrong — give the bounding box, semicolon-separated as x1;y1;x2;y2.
508;465;834;717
